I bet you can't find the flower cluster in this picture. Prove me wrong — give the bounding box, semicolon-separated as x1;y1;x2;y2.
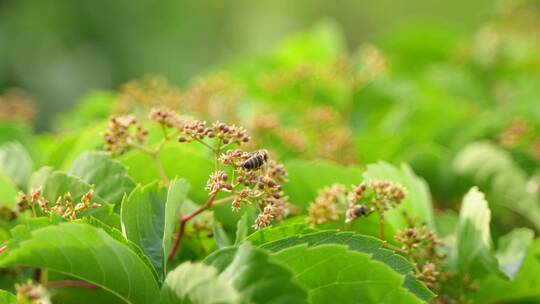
211;149;289;229
0;88;36;124
219;149;251;167
307;184;347;227
346;180;406;223
103;115;148;155
15;280;50;304
205;171;233;195
178;120;250;146
253;204;275;230
149;107;182;129
181;74;243;122
266;160;287;183
395;223;445;290
17;187;101;220
116;76;182;113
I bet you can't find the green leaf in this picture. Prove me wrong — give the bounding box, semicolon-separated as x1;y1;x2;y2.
57;121;109;170
29;170;94;204
43;133;79;169
27;169;115;223
120;145;213;203
452;187;502;278
163;179;190;261
0;142;33;190
363;161;435;230
495;228;534;279
271;244;423;304
212;220;231;249
273;20;346;66
0;290;16;304
51;285;125;304
0;222;160;304
234;212;251;245
57;91;116;130
453;141;540;230
28;166;53;192
160;262;240;304
121;178;189;279
470;239;540;303
259;230;434;301
283;159;363;211
121;182;168;280
68;151;135;204
0;170;18;207
0;123;35;161
246;223;317;246
203;243;308;304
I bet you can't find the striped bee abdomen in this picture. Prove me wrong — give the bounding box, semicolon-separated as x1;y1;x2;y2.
241;150;268;170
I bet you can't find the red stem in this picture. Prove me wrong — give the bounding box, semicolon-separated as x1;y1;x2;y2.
0;244;6;254
45;280;98;290
167;191;218;261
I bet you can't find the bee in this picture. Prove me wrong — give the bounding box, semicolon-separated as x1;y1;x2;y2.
353;204;371;217
241;149;268;170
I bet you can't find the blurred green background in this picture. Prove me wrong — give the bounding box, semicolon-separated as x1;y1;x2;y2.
0;0;497;130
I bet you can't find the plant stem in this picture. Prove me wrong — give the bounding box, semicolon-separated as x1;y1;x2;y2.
127;140;155;155
128;140;169;184
213;195;234;206
45;280;99;290
150;153;169;185
0;244;6;254
161;124;170;140
168;191;219;261
31;203;37;218
194;138;217;153
215;140;222;171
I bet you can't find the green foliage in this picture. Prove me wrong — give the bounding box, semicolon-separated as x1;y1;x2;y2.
120;145;213;203
202;243;308;304
451;187;501;278
160;262;240;304
0;290;16;304
2;7;540;302
0;222;160;304
29;168;95;203
471;239;540;303
258;231;434;301
271;244;422;303
121;178;189;280
363;161;435;230
453;141;540;230
495;228;534;279
163;179;190;260
69;151;135;204
246;223;317;246
284;160;363;210
0;171;17;207
0;142;33;190
121;182;168;280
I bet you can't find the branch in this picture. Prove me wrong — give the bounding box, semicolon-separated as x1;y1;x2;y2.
167;191;219;261
128;140;169;184
194;138;217;153
150;153;169;185
45;280;99;290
